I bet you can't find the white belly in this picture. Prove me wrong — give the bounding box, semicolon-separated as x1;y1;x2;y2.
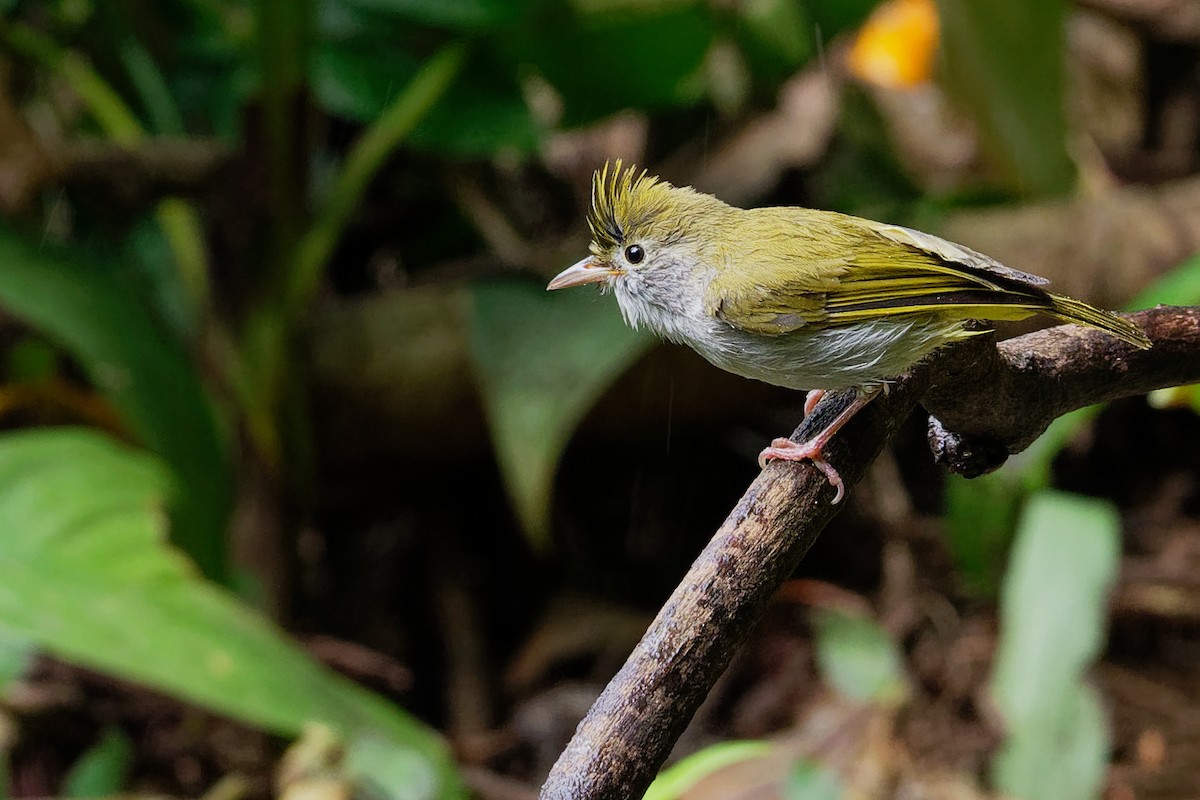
687;315;971;391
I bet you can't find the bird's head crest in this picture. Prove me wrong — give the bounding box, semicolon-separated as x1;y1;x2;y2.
587;160;675;252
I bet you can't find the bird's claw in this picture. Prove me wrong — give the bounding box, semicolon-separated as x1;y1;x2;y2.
757;438;846;504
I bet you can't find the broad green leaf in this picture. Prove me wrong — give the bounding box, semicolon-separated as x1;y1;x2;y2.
992;682;1108;800
313;42;537;155
467;281;653;549
990;490;1118;727
337;0;528;29
812;609;906;705
643;740;774;800
514;2;715;125
988;490;1118;800
784;759;844;800
0;428;463;800
935;0;1074;195
0;227;231;580
1131;252;1200;309
64;728;133;798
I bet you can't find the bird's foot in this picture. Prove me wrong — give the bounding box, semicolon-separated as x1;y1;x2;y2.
758;437;845;504
803;388;826;417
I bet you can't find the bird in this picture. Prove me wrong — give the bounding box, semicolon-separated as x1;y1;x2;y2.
547;162;1152;503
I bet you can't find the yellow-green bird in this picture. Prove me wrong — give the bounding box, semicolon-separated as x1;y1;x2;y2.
548;162;1151;502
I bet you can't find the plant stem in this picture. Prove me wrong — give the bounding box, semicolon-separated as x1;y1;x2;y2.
0;20;212;328
286;43;468;319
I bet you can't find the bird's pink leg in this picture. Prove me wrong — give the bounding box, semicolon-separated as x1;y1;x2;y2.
758;388;882;504
803;388;825;417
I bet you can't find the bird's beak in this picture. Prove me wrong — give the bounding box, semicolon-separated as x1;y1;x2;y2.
547;257;616;290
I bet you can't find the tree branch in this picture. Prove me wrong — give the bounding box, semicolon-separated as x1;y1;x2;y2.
539;305;1200;800
924;306;1200;476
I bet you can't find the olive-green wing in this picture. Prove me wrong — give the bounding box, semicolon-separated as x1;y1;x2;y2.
705;209;1055;336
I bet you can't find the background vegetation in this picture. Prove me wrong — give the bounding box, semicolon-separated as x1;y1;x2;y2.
0;0;1198;798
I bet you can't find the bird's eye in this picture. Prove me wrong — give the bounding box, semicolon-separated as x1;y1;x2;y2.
624;244;645;264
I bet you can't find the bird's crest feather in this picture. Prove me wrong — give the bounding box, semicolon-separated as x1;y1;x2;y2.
587;160;671;251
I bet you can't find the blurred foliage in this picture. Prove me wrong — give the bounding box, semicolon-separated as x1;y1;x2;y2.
944;248;1200;595
63;728;133;799
0;0;1177;793
642;740;774;800
468;282;653;547
989;491;1118;800
935;0;1074;195
784;760;845;800
0;429;462;798
0;227;231;578
811;608;907;706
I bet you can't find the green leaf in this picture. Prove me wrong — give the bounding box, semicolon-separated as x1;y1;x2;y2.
944;472;1024;595
807;0;877;38
935;0;1074;195
811;609;906;705
988;490;1118;800
64;728;133;798
0;227;231;580
0;631;34;694
313;42;537;155
337;0;527;29
1130;252;1200;309
0;428;464;800
992;682;1109;800
943;406;1102;597
733;0;812;84
515;2;716;125
467;281;654;549
5;337;60;383
784;759;844;800
990;490;1119;725
643;740;774;800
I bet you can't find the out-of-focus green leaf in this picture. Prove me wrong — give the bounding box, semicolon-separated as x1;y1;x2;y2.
935;0;1074;195
64;728;133;798
988;490;1118;800
944;471;1024;595
943;405;1101;596
515;2;715;125
467;281;653;549
807;0;877;39
5;338;59;383
1131;252;1200;309
643;740;774;800
0;19;212;326
1132;252;1200;415
0;631;34;694
345;735;454;800
993;682;1108;800
812;609;906;705
0;429;464;800
338;0;528;29
313;42;537;155
734;0;812;84
784;759;844;800
0;228;231;580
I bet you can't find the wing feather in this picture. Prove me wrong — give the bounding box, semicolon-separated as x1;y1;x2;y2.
706;209;1056;336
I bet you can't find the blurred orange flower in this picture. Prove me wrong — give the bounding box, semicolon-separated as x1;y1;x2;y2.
848;0;940;89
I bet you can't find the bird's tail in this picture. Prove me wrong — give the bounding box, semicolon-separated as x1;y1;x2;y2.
1047;294;1152;349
